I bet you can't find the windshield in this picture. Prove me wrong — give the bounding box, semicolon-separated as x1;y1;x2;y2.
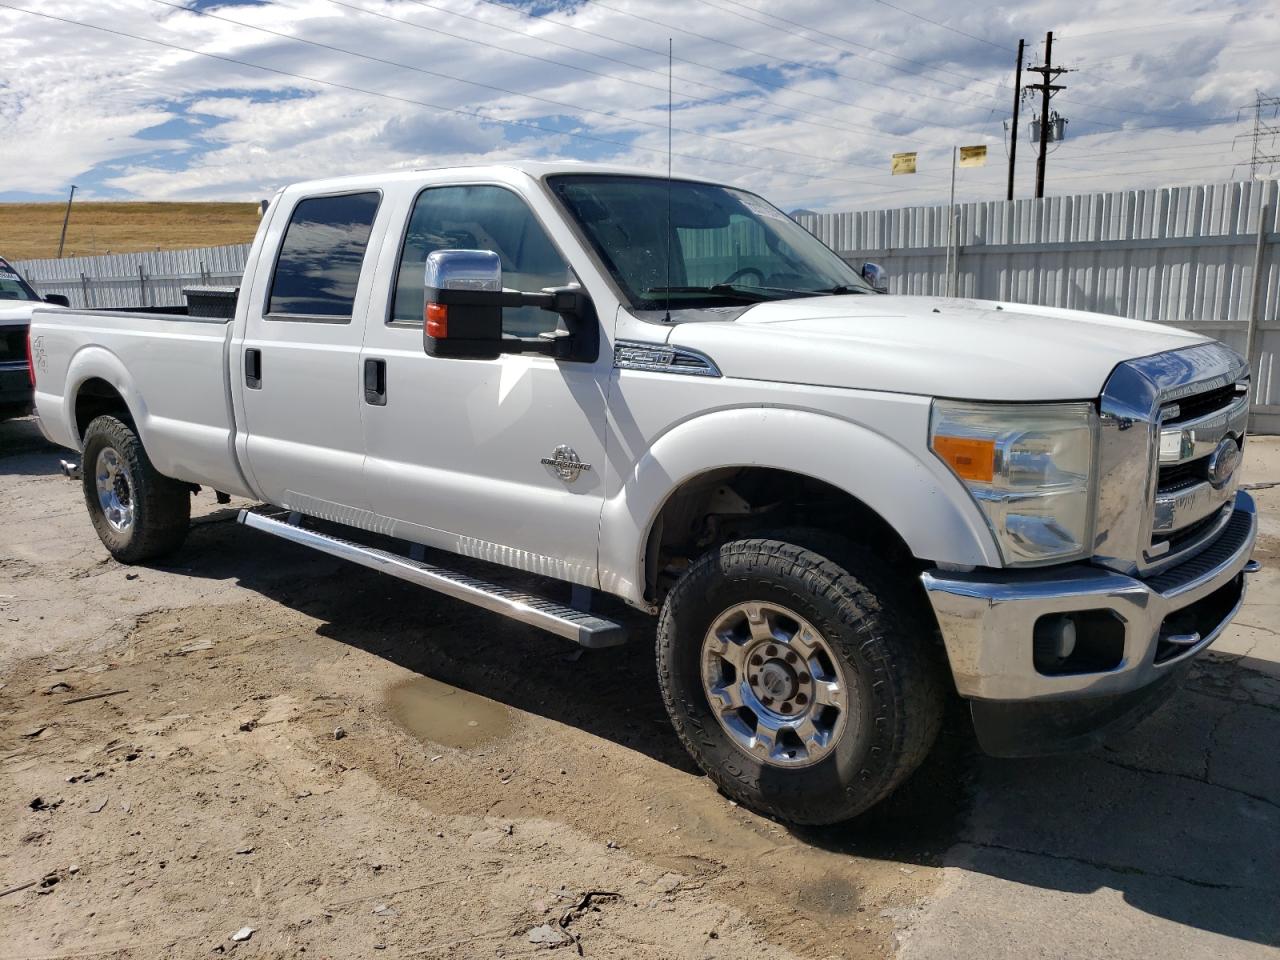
547;175;872;310
0;259;40;302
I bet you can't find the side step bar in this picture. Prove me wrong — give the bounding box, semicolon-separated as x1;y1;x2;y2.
237;510;627;648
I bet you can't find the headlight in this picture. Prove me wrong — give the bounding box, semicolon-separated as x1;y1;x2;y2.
930;400;1097;566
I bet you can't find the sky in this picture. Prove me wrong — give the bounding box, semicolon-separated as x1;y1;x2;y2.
0;0;1277;212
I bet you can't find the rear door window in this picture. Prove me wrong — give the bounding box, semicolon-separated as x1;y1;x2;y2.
267;192;380;320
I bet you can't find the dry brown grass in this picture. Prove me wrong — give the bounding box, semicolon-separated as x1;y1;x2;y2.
0;202;262;261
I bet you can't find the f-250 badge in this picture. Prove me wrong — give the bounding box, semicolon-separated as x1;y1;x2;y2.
541;445;592;483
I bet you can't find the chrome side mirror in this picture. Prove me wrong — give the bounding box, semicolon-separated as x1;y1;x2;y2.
421;249;598;362
861;261;888;293
424;248;502;293
423;250;504;360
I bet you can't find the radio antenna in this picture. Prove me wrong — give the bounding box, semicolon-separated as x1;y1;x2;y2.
664;37;673;323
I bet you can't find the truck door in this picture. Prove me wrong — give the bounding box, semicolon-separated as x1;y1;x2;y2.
237;190;384;516
358;182;610;587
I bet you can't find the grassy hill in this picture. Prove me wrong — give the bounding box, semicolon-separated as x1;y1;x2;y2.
0;202;262;262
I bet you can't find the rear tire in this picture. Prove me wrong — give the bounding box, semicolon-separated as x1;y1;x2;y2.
656;536;944;825
81;415;190;563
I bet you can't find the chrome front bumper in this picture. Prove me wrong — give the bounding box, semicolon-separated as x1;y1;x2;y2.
922;491;1257;704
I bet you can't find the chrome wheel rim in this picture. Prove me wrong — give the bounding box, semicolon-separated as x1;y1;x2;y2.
95;447;134;532
701;601;851;768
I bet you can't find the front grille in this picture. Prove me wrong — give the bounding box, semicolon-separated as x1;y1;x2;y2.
1163;383;1240;425
1156;458;1208;492
1150;507;1225;553
1145;376;1249;570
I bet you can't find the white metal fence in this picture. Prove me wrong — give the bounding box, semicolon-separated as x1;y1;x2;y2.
796;178;1280;432
14;243;250;310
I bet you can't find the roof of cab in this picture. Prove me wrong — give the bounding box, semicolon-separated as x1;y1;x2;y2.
276;160;725;196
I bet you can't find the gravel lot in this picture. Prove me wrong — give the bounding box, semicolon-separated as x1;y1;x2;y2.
2;415;1278;959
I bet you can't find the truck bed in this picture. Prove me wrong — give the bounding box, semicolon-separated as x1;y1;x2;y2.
30;307;249;497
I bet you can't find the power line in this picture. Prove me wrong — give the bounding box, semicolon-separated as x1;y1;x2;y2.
691;0;1002;91
697;0;1247;130
1051;138;1241;163
451;0;989;139
147;0;939;179
325;0;968;150
1075;37;1278;67
870;0;1012;51
404;0;972;142
1057;12;1244;40
1050;160;1245;182
0;2;938;194
582;0;996;109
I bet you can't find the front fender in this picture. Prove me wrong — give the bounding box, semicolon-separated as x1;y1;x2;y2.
597;406;1001;604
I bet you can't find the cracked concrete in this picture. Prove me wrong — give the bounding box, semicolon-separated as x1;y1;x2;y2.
898;438;1280;959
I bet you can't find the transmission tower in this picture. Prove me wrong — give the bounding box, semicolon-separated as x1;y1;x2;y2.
1240;91;1280;179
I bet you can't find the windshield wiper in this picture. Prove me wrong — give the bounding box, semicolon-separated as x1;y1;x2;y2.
644;283;828;303
644;284;774;303
816;284;872;295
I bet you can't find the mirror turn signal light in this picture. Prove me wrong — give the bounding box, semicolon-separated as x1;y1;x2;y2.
932;435;995;483
425;302;448;339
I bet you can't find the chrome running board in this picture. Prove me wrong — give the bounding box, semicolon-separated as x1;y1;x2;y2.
237;510;626;648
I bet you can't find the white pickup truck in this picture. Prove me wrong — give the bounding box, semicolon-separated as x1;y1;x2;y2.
29;163;1259;824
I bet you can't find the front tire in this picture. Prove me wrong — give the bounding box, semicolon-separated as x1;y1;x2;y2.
81;415;190;563
656;536;944;825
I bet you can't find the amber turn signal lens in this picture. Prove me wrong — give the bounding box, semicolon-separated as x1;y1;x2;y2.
425;302;448;338
932;435;995;483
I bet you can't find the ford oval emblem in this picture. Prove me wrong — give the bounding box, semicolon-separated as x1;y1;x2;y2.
1207;438;1242;489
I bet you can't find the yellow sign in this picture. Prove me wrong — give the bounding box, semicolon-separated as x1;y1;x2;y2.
891;152;917;175
958;145;988;168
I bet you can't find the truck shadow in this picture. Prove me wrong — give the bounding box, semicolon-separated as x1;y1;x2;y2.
0;416;65;476
798;652;1280;948
168;513;1279;950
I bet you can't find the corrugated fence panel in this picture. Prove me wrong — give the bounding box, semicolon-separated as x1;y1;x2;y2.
14;243;252;309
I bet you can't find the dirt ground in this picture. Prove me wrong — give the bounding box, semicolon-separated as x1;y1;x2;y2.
2;415;1278;960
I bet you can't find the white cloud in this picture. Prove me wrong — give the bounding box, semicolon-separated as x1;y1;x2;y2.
0;0;1276;210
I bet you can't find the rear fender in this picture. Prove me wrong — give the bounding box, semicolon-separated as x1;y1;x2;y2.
62;345;150;452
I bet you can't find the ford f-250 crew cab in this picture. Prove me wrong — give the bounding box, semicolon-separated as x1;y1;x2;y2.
29;163;1260;824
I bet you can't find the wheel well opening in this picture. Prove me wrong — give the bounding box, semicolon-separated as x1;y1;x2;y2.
643;467;918;604
75;378;132;442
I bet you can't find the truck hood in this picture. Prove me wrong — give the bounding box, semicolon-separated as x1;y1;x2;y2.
664;296;1206;401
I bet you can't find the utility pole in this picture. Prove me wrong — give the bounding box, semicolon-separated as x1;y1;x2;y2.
56;184;77;259
1024;32;1068;199
1007;38;1024;202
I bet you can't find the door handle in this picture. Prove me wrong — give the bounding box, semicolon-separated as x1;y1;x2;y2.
245;348;262;389
364;358;387;406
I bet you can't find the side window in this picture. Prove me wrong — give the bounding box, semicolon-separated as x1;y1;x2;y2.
391;185;571;337
267;192;380;320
